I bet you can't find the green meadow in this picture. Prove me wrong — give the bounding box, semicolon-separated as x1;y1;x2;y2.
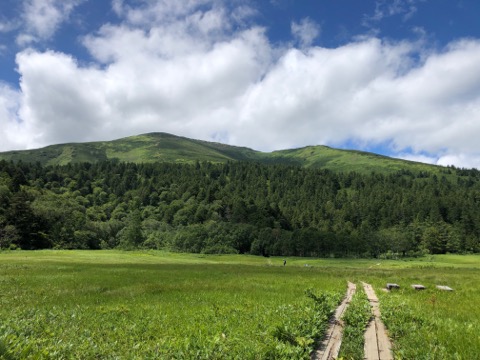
0;251;479;359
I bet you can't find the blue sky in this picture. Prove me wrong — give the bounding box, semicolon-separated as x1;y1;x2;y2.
1;0;480;168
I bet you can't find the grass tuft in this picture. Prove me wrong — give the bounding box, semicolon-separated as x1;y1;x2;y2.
338;287;371;360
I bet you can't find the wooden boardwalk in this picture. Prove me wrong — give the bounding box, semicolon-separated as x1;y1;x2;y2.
362;282;393;360
311;282;356;360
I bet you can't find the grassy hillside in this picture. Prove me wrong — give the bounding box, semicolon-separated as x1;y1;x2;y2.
0;133;258;166
266;145;440;173
0;132;444;174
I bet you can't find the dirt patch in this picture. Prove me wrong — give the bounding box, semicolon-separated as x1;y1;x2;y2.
311;281;356;360
362;282;393;360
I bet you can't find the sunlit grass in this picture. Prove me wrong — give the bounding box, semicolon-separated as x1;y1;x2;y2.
376;267;480;359
0;251;344;359
0;251;479;358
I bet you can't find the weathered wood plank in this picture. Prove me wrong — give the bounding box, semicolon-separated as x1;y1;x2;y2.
311;282;356;360
362;282;393;360
364;319;379;360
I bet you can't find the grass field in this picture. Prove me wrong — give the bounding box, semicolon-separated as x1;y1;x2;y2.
0;251;479;359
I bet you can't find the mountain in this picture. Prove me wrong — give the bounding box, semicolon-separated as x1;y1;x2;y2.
0;132;443;174
1;132;478;255
0;133;256;164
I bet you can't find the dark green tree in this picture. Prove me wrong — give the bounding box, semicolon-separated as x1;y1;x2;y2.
119;210;145;250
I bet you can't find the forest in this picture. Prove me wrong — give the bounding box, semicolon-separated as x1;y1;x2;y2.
1;159;479;257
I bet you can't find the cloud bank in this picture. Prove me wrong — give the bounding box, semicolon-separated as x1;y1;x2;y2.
1;0;480;168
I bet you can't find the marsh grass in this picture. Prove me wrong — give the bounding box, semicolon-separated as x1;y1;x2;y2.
338;256;480;360
377;267;480;359
0;251;344;359
1;251;479;359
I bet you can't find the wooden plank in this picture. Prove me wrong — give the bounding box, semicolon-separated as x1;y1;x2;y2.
362;282;393;360
364;318;379;360
376;316;393;360
311;282;356;360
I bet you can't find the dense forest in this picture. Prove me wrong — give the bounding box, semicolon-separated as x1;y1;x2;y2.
1;159;479;257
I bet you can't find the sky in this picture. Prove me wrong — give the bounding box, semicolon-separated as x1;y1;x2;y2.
1;0;480;168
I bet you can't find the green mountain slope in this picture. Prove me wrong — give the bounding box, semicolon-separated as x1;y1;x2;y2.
0;132;444;174
0;133;258;166
265;146;439;173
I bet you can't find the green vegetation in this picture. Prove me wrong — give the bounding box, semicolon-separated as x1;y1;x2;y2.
1;159;479;255
265;145;441;174
378;268;480;359
0;132;445;174
338;288;371;360
0;251;344;359
0;252;479;358
2;133;479;358
0;133;259;167
0;133;257;167
340;256;480;360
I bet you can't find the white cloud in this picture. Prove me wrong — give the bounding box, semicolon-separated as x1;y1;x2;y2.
17;0;84;45
0;82;25;151
291;18;320;48
231;5;258;25
0;18;19;33
437;154;480;169
84;1;238;64
397;153;437;165
234;38;416;149
16;49;111;147
13;0;272;147
112;0;125;17
2;0;480;169
364;0;420;26
117;0;220;27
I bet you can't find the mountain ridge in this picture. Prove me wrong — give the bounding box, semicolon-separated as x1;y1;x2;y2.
0;132;444;174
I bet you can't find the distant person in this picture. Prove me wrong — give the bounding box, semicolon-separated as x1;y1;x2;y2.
283;259;286;266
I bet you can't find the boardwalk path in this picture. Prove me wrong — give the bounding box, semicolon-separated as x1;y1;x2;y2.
311;281;356;360
362;282;393;360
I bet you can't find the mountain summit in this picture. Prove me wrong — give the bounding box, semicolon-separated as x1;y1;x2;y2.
0;132;441;174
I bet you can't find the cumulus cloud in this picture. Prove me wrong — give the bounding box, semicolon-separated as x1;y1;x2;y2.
0;82;25;151
16;49;110;147
1;0;480;168
12;1;272;147
17;0;84;45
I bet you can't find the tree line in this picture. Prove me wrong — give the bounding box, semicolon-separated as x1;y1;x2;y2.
1;159;479;257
